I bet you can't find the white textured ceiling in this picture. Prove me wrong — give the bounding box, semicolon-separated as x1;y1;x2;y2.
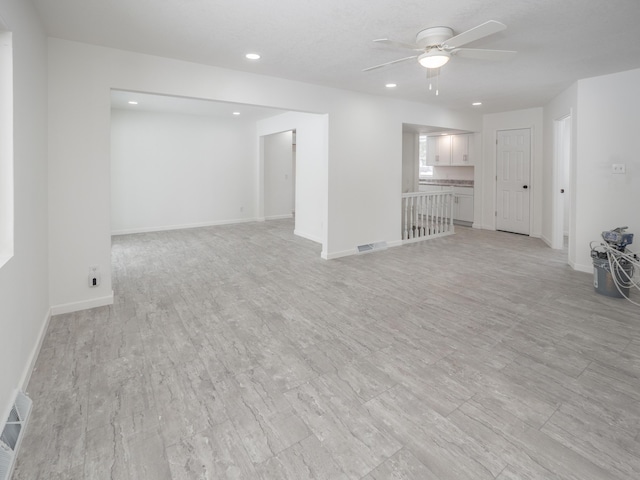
34;0;640;113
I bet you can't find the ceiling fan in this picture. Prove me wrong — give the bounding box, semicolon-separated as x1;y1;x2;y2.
363;20;516;72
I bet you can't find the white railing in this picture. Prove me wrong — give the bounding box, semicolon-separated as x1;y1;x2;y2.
402;189;455;242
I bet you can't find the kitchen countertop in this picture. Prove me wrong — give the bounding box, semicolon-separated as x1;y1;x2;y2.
419;179;474;187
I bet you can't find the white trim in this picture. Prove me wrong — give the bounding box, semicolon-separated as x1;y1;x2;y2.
572;262;592;274
294;229;322;244
264;214;293;221
50;292;114;316
111;217;259;236
552;113;572;250
1;307;53;430
540;233;553;247
20;308;52;393
321;239;404;260
322;248;358;260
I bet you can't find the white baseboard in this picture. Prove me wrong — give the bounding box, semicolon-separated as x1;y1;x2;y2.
111;218;259;236
19;308;52;394
294;229;322;244
571;261;592;274
321;238;405;260
50;292;114;316
540;234;553;247
265;214;293;221
321;248;357;260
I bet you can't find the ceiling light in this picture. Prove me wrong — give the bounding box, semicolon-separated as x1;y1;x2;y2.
232;112;241;116
472;102;482;106
385;83;397;88
245;53;260;60
128;101;138;105
418;50;450;69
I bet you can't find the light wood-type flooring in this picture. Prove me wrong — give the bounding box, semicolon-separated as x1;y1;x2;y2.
14;220;640;479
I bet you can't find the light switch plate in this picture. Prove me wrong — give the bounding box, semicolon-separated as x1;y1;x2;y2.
612;164;626;174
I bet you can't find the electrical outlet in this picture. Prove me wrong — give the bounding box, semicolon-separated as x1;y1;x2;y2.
612;163;626;174
88;266;100;287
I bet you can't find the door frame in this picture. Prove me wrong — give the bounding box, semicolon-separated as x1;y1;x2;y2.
495;128;533;235
552;113;572;251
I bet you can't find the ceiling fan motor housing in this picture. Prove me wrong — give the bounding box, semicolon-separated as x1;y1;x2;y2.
415;26;454;49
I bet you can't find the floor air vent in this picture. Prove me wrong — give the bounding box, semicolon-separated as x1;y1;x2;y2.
357;241;388;254
0;391;32;480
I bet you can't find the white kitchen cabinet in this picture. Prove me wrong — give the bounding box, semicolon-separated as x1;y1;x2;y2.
452;186;474;225
451;134;472;165
426;136;451;166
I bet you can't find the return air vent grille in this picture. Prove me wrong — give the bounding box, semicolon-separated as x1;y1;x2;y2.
0;391;32;480
357;241;388;254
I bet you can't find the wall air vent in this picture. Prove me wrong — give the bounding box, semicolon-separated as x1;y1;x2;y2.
0;391;32;480
357;241;388;254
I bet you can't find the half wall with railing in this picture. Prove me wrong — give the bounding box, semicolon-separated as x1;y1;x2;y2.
402;189;455;242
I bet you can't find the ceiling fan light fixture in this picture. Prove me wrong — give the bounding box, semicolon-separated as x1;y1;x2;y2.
418;50;450;69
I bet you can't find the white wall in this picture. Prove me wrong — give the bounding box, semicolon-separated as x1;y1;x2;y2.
481;108;544;236
573;68;640;272
401;132;417;193
257;111;328;245
110;109;258;234
0;1;49;423
263;131;294;220
47;38;481;311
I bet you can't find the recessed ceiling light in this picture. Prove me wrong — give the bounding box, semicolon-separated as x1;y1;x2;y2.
128;101;138;105
385;83;397;88
245;53;261;60
232;112;241;116
472;102;482;106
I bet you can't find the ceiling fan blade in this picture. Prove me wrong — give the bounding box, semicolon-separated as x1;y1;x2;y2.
443;20;506;49
373;38;422;51
362;55;418;72
451;48;516;61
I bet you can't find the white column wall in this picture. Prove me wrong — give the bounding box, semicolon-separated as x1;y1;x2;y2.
257;111;328;246
0;1;49;422
573;68;640;272
110;109;258;234
401;132;418;194
48;38;481;311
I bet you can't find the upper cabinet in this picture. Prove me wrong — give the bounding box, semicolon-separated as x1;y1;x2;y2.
451;134;472;165
426;135;452;166
427;134;473;166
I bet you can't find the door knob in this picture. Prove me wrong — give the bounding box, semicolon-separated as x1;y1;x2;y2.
560;188;565;193
523;185;528;189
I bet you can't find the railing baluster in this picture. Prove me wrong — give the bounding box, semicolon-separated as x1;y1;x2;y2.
400;189;454;243
402;197;407;240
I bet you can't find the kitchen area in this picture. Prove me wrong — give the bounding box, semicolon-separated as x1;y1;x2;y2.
403;125;478;230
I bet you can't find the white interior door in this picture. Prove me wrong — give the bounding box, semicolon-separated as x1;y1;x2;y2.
496;129;531;235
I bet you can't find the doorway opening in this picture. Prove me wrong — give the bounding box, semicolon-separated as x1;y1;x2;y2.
263;130;295;223
553;114;572;257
